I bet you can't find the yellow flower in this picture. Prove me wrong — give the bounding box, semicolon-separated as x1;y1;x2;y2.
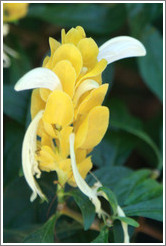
14;26;146;202
3;3;29;22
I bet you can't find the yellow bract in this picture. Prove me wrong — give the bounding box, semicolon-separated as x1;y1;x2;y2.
3;3;29;22
43;121;57;138
75;106;109;149
43;90;74;128
31;89;45;120
30;26;109;187
37;145;59;172
52;44;83;77
53;60;76;97
39;88;51;102
78;38;99;69
41;132;54;148
76;59;107;88
49;37;61;55
58;126;73;159
75;83;109;118
62;26;86;45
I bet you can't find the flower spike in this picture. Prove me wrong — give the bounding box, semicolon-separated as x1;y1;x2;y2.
13;28;147;244
98;36;146;64
14;67;62;91
22;110;47;202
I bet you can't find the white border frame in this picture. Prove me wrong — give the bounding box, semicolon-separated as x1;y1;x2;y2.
1;1;165;245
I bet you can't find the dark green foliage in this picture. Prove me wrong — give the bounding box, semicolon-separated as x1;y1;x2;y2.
138;26;163;102
87;167;163;222
98;186;118;216
3;178;38;229
3;85;30;124
70;190;95;230
28;3;126;35
110;98;162;168
23;214;59;243
91;226;109;243
127;3;163;102
115;217;139;228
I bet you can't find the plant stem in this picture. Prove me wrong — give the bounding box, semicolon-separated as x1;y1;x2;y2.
59;204;83;224
56;183;65;204
57;203;100;231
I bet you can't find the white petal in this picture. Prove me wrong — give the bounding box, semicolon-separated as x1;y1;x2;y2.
3;51;11;68
3;23;9;36
69;133;101;214
14;67;62;91
117;206;130;243
3;43;18;58
98;36;146;64
69;133;95;199
73;79;99;105
22;110;46;202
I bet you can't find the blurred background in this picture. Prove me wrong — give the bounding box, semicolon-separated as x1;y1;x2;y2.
3;3;163;243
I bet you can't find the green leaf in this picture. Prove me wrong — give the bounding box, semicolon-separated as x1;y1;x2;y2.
3;225;39;243
4;229;28;243
57;225;97;243
56;220;98;243
70;189;95;230
138;25;163;102
3;119;24;187
113;169;152;205
110;98;162;168
112;220;124;243
112;169;163;221
126;3;163;37
112;221;135;243
92;138;114;167
115;216;139;227
23;214;59;243
28;3;126;35
138;112;163;167
86;166;132;190
123;196;163;222
91;226;109;243
3;84;30;124
56;221;82;241
126;3;163;102
98;187;118;216
88;167;163;222
144;111;163;152
92;131;135;167
4;177;38;228
4;170;58;232
36;171;59;224
125;179;162;205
